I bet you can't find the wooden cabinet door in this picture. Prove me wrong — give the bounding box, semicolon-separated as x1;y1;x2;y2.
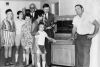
51;44;75;66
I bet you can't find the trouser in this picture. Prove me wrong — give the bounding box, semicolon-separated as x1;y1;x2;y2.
45;29;54;66
45;38;51;66
75;34;92;67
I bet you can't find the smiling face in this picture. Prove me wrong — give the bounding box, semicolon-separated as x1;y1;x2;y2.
18;12;23;19
25;16;31;23
7;11;13;19
75;6;84;16
30;4;36;12
43;7;50;14
39;24;44;31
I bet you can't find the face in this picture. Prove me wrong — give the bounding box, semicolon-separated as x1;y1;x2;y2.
25;16;31;23
7;11;13;19
30;4;36;12
75;6;83;16
39;24;44;31
43;7;49;14
18;12;23;19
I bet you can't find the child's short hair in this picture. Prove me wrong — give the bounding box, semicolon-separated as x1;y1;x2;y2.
38;23;45;30
38;23;45;26
25;13;31;19
5;9;12;14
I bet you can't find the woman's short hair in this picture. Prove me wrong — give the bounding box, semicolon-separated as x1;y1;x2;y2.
17;11;23;19
17;11;23;15
34;9;44;20
5;9;12;14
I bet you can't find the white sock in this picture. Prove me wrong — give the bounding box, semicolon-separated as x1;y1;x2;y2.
37;62;40;67
26;54;29;65
42;61;46;67
23;53;25;62
32;54;34;65
15;53;18;62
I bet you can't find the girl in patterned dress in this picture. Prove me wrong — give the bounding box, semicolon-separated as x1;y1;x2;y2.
1;9;15;66
21;14;33;66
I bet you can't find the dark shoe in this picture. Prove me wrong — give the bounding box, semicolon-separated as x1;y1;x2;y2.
9;61;13;65
32;65;35;67
5;62;10;66
15;62;19;66
24;64;30;67
5;58;10;66
9;57;14;65
23;62;26;66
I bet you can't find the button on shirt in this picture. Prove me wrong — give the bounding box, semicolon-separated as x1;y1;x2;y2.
73;13;95;35
35;31;48;45
15;19;25;34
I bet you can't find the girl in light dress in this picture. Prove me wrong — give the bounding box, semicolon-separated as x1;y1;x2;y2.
15;10;25;64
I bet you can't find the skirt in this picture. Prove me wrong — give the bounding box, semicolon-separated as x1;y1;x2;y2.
2;31;15;47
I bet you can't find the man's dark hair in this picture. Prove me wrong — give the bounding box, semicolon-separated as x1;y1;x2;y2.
34;9;44;20
5;9;12;14
75;4;83;9
43;3;50;8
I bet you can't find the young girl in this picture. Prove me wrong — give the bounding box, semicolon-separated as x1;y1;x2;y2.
15;10;25;64
35;23;56;67
1;9;15;66
21;14;33;66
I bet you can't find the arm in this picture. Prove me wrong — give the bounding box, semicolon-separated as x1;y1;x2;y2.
46;35;56;43
31;23;37;36
92;20;99;35
88;20;100;38
71;25;77;40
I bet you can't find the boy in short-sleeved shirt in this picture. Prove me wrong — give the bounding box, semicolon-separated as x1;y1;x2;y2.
35;23;56;67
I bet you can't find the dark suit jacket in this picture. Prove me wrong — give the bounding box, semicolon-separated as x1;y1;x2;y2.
45;12;55;38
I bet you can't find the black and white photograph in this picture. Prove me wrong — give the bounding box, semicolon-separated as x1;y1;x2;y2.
0;0;100;67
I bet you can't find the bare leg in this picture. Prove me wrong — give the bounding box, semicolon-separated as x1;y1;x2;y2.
15;46;19;62
25;48;29;65
42;54;46;67
37;53;40;67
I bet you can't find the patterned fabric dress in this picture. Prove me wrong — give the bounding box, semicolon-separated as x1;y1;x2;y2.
1;19;15;47
21;22;33;49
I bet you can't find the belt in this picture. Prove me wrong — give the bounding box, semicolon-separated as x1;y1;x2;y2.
77;33;91;36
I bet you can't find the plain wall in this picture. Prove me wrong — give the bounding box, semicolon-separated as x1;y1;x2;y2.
0;0;41;22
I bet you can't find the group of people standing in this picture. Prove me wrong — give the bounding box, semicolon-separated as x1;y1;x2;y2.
0;3;56;67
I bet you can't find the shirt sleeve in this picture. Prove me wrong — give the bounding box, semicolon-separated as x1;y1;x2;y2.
72;17;77;27
44;32;48;38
